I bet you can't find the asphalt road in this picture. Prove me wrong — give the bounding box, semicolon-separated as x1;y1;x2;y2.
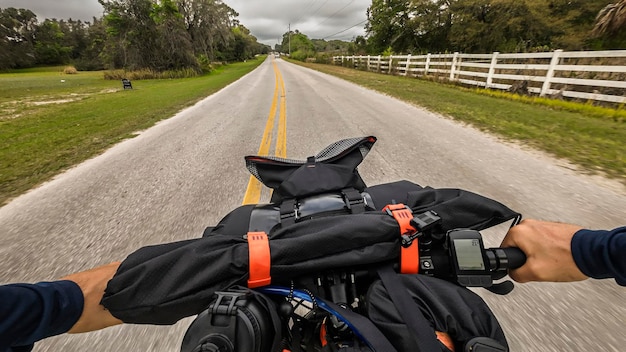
1;56;624;351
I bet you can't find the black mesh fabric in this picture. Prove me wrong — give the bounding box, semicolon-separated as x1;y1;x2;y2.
244;136;376;200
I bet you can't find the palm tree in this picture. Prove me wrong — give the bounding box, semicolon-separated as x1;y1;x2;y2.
593;1;626;36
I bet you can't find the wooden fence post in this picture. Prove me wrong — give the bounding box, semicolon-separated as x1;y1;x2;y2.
378;55;382;73
449;52;459;81
388;56;394;74
486;52;499;88
405;54;411;76
541;49;563;97
425;53;431;75
367;55;371;72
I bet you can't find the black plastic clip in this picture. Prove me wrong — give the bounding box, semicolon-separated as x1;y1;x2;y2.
210;290;247;315
401;210;441;247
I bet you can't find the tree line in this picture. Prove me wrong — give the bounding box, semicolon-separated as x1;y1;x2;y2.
0;0;270;72
363;0;626;55
276;0;626;63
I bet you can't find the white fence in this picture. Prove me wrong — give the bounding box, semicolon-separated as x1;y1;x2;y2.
333;50;626;104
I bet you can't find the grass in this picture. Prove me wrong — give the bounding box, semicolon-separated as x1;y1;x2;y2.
0;58;265;205
291;61;626;186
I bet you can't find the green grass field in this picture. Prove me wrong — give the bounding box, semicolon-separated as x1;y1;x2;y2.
293;61;626;187
0;58;265;205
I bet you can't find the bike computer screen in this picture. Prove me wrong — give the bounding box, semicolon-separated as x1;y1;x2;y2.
453;238;485;270
448;229;492;287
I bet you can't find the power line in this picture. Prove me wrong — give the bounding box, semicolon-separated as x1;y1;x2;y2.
292;0;318;25
311;0;356;29
321;19;367;40
309;0;331;20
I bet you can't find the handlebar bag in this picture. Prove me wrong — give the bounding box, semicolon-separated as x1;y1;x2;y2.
245;136;376;202
102;185;519;325
366;273;508;352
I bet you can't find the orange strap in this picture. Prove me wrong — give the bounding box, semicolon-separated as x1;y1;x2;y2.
383;204;419;274
436;331;456;351
247;231;271;288
319;322;328;347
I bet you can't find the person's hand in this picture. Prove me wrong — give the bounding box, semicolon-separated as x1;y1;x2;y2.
60;262;123;333
500;219;588;283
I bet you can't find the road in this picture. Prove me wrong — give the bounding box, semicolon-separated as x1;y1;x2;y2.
1;56;624;351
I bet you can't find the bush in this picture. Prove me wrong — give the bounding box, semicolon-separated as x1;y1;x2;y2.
63;66;78;74
197;55;213;73
290;50;315;62
314;53;332;64
74;59;105;71
103;68;201;80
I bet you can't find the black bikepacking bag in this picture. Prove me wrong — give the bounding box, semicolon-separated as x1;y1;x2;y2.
101;136;520;327
366;268;508;352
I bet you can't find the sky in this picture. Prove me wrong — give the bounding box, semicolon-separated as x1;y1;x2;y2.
0;0;371;46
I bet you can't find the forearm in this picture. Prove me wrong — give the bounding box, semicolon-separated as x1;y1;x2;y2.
0;281;83;350
61;262;123;333
0;262;123;351
571;227;626;286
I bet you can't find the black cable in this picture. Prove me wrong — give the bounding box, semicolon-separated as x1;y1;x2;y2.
321;19;367;40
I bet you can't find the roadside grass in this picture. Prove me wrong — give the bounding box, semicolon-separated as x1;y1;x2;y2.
0;58;265;205
292;61;626;185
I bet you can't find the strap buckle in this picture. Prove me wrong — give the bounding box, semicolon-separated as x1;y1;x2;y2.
342;188;365;213
383;204;417;236
383;204;419;274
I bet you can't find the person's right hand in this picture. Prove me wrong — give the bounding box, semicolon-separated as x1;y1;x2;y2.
500;219;588;283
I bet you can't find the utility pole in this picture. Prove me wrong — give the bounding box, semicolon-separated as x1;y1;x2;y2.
288;23;291;56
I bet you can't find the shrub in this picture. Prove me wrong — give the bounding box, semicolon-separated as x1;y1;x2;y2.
290;50;316;62
63;66;78;74
103;68;201;80
314;53;332;64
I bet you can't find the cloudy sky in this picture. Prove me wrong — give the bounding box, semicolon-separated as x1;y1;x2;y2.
0;0;371;46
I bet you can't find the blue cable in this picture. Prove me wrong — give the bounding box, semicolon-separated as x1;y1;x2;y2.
257;286;373;349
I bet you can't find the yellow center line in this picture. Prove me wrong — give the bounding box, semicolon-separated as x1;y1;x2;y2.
275;64;287;158
242;59;287;205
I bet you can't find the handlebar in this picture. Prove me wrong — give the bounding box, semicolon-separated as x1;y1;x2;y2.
485;247;526;271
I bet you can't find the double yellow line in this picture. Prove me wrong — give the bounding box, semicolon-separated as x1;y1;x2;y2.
242;59;287;205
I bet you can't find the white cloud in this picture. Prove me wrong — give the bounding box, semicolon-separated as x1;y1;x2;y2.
225;0;370;45
1;0;104;22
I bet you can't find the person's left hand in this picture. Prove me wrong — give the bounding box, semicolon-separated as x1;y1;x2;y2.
61;262;123;333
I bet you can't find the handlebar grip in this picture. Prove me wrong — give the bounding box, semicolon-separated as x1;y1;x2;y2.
500;247;526;269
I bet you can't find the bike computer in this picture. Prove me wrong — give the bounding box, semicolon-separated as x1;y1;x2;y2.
448;229;492;287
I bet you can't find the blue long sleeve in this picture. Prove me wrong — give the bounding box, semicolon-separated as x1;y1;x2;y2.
571;227;626;286
0;280;84;352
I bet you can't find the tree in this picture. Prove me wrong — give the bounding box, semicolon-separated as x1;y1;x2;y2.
448;0;553;53
34;19;71;65
98;0;198;71
593;1;626;36
366;0;413;54
353;35;367;54
59;19;90;61
362;0;617;54
366;0;454;54
151;0;198;70
75;17;107;70
539;0;612;49
0;7;37;69
281;30;315;60
177;0;237;61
